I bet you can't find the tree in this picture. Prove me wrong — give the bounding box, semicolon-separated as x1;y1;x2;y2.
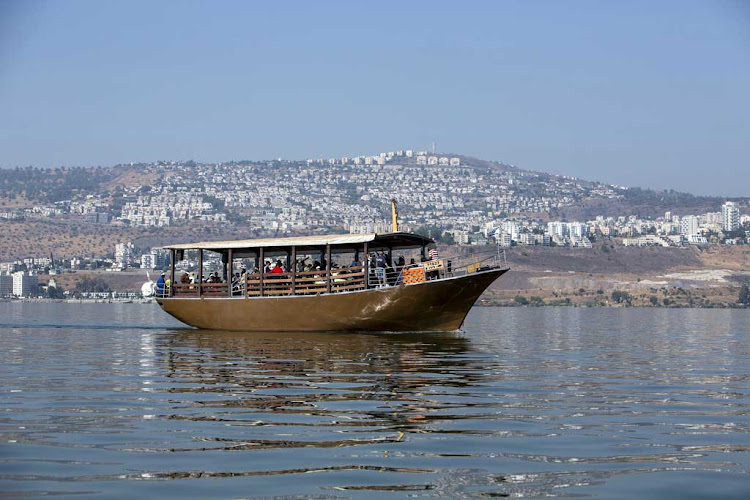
611;290;631;304
74;276;111;293
441;231;456;245
740;284;750;306
47;284;64;299
514;295;529;305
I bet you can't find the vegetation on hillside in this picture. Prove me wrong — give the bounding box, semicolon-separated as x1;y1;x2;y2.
0;166;114;202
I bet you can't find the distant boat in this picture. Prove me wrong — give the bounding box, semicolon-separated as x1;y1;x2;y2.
155;232;508;332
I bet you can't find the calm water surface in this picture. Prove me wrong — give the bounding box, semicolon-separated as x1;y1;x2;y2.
1;303;749;499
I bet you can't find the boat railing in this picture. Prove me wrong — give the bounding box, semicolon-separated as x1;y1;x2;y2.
168;249;508;298
170;265;366;298
366;249;509;289
244;265;367;296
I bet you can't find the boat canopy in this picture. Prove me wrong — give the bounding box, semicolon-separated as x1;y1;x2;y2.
163;232;434;253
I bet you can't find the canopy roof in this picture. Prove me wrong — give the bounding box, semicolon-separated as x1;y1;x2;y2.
163;232;433;253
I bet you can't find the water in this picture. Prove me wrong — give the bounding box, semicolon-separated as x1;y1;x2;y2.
1;303;749;499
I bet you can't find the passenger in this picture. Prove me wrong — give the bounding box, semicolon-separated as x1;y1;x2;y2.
394;256;406;285
428;245;439;261
313;265;327;285
427;245;440;280
395;256;406;272
270;260;284;274
156;272;166;296
375;252;387;287
297;257;308;273
368;252;376;284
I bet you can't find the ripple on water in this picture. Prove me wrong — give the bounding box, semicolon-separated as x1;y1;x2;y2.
1;303;749;498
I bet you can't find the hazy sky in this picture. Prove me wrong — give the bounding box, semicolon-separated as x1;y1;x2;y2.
1;1;748;196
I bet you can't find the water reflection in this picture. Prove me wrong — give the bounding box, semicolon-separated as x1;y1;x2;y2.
151;330;478;451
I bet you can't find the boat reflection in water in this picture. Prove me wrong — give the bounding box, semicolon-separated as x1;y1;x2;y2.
156;329;481;449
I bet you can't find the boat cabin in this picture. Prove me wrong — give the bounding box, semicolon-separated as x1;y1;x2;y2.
161;232;440;299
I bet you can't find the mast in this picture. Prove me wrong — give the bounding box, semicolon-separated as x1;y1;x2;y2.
391;198;398;232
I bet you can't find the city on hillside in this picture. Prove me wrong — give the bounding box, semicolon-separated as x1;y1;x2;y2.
1;149;748;299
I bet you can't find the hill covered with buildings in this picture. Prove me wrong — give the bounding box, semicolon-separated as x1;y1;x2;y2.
0;148;748;295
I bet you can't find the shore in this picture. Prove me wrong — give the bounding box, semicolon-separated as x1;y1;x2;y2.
19;243;750;309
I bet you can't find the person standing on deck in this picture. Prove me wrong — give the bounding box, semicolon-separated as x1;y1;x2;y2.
375;252;387;287
156;273;166;296
426;245;440;280
428;246;439;261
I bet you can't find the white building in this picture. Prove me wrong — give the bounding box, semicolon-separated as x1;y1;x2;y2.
495;230;512;247
444;229;469;245
115;242;135;270
686;234;708;245
722;201;740;232
569;222;586;239
680;215;699;236
141;253;157;269
12;271;38;297
547;221;567;239
501;221;520;240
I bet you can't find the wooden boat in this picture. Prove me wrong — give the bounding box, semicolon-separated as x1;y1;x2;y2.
156;232;508;332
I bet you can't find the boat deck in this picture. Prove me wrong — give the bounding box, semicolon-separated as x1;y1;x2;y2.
163;251;508;300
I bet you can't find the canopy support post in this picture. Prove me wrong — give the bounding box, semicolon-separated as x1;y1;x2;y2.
326;244;332;294
363;242;369;289
259;247;264;297
169;249;175;297
197;249;203;298
291;246;296;295
227;249;233;298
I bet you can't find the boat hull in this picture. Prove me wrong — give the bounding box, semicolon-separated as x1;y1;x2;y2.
156;268;507;332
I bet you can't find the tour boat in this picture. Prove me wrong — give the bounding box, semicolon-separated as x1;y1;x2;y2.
156;231;508;332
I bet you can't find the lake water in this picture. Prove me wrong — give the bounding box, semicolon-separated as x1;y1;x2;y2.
1;303;749;499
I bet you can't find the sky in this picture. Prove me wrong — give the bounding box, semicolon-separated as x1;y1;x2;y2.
0;0;748;196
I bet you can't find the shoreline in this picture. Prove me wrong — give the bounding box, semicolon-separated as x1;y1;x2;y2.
2;297;746;309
